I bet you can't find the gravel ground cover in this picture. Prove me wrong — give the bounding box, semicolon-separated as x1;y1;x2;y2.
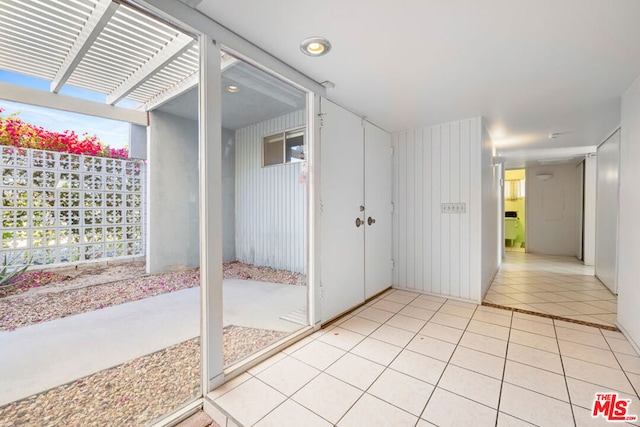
223;261;305;286
0;338;200;427
0;271;67;298
1;261;303;331
0;267;200;331
0;261;296;424
224;325;288;366
0;325;286;427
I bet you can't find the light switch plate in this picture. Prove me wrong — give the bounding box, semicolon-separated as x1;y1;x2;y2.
441;202;466;214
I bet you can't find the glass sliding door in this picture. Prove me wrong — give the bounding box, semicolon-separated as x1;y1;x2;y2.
219;53;310;367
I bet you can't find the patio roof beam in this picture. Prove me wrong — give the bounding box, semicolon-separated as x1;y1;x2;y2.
142;54;237;111
127;0;327;96
50;0;120;94
106;32;195;105
0;82;148;126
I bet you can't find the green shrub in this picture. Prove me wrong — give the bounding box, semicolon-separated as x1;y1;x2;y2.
0;254;30;288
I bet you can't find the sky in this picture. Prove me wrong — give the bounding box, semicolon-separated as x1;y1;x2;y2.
0;70;137;149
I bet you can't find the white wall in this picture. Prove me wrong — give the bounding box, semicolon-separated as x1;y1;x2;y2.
147;110;199;274
392;116;494;302
480;120;500;296
235;110;307;273
595;130;620;293
618;75;640;350
576;161;584;260
222;128;236;263
526;164;577;256
583;154;597;265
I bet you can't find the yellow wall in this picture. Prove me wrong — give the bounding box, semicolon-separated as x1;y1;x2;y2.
505;169;525;243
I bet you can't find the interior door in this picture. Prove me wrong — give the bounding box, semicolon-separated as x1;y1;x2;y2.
319;98;365;321
364;122;392;298
595;129;620;294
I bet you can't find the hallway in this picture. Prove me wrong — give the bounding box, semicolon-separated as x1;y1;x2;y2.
207;288;640;426
484;253;616;328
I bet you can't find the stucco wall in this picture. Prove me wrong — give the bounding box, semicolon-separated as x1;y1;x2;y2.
147;110;199;273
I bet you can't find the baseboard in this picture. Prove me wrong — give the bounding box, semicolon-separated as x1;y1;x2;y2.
616;322;640;356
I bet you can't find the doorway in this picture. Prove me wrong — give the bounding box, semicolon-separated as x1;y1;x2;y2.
485;159;618;329
219;54;310;367
504;169;526;252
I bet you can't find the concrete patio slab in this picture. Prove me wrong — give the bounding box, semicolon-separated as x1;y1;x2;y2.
0;280;307;406
223;279;306;331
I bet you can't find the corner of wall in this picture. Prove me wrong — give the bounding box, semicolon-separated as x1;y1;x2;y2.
479;121;500;299
617;74;640;350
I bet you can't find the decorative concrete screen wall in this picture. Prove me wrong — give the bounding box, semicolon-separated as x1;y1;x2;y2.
1;147;145;266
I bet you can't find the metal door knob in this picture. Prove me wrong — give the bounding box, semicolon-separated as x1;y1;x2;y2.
367;217;376;226
355;217;362;227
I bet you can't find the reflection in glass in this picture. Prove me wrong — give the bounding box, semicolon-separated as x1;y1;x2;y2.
221;54;308;367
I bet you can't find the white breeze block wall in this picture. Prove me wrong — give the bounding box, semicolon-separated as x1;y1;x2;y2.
1;146;145;266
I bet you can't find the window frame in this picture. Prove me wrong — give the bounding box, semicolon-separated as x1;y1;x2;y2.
262;126;306;167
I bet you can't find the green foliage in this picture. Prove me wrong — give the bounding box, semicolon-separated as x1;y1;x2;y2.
0;254;30;288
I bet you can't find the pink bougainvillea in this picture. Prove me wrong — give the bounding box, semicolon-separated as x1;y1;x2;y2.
0;108;129;159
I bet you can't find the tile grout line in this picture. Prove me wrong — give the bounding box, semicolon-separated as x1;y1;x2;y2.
553;318;577;426
249;356;330;426
295;290;426;424
414;302;483;424
494;306;513;426
482;302;619;332
601;328;640;400
248;293;395;427
332;292;435;426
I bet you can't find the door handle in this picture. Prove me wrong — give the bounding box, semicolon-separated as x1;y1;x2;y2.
367;216;376;226
355;217;362;227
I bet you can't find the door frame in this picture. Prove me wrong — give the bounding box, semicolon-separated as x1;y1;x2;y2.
128;0;327;418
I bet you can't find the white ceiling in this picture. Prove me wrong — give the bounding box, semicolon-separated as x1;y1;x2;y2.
157;61;306;129
194;0;640;162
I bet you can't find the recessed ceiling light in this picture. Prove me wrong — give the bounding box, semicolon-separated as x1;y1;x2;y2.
227;85;239;93
300;37;331;57
548;131;570;139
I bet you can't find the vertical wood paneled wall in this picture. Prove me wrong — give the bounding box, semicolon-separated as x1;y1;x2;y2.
235;110;307;273
392;117;485;301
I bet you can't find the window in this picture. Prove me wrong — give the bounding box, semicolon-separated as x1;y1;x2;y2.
263;127;305;167
505;179;525;200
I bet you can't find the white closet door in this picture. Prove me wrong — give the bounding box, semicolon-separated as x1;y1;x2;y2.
364;122;392;298
595;129;620;294
319;98;365;321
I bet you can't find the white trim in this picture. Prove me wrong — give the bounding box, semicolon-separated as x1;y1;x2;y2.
597;125;622;149
143;72;198;111
106;32;196;105
142;54;237;111
306;91;318;326
198;34;224;394
616;321;640;359
126;0;327;96
50;0;119;93
0;81;148;125
146;398;203;427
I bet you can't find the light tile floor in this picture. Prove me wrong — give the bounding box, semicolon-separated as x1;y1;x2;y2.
484;252;617;327
207;289;640;426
